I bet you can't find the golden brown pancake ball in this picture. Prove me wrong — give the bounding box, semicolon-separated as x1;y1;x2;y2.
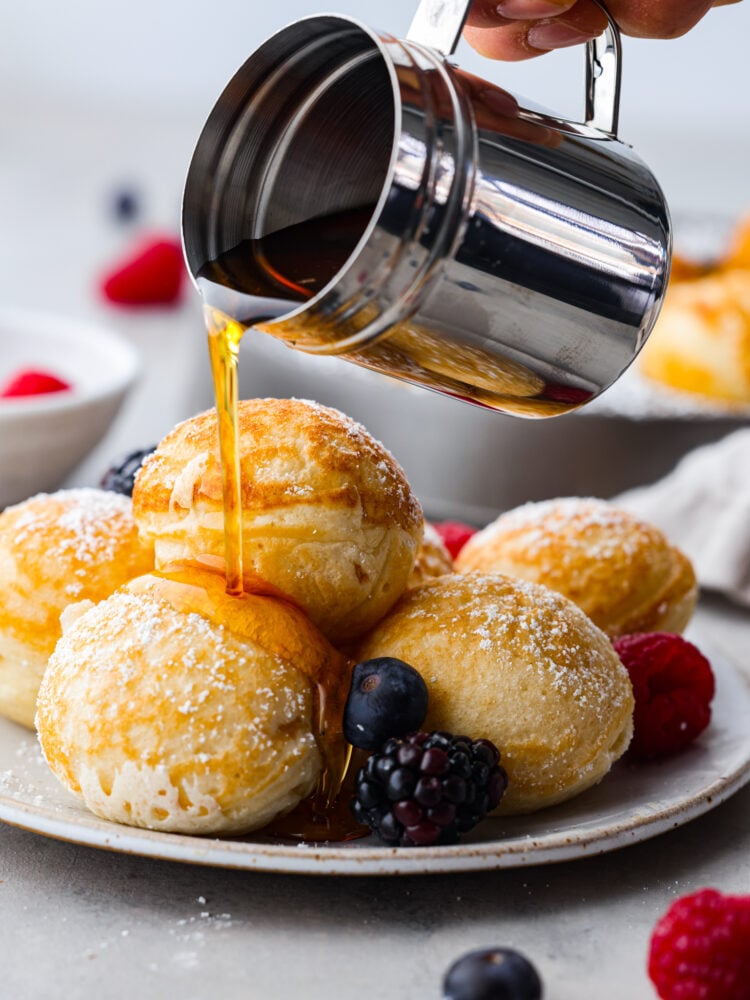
132;399;423;643
36;563;350;835
456;497;697;639
0;488;154;728
357;572;634;814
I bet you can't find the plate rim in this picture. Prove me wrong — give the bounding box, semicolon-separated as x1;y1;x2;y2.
1;642;749;877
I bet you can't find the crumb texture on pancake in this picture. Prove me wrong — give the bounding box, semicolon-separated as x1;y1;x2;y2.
356;572;634;814
35;575;334;835
0;489;154;728
133;398;423;642
456;497;697;638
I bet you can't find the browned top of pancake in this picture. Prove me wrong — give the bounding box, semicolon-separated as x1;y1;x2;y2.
133;398;422;533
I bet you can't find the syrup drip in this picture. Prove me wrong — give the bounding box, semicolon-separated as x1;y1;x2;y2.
206;309;245;596
197;213;373;840
131;560;357;823
266;759;368;843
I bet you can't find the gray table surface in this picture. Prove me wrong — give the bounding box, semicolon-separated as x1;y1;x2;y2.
1;599;748;1000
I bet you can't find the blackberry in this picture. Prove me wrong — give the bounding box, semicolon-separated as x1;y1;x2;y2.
100;446;156;497
443;947;543;1000
351;731;508;847
343;657;428;750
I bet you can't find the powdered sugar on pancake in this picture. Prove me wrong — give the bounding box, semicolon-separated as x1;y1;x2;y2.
36;584;322;835
10;488;136;569
469;497;641;561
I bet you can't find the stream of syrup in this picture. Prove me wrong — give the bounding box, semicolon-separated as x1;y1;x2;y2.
197;207;372;605
196;209;372;841
205;312;245;595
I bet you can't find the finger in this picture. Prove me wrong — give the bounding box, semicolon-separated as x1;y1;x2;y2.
464;20;542;60
603;0;715;39
465;0;513;28
464;0;607;61
465;0;737;58
466;0;576;27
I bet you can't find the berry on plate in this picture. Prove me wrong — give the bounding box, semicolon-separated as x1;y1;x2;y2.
351;731;507;846
648;888;750;1000
343;657;428;750
613;632;715;759
100;236;184;306
100;446;156;498
1;369;71;398
432;521;477;559
443;947;543;1000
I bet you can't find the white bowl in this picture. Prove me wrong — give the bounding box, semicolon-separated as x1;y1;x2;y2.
0;308;140;510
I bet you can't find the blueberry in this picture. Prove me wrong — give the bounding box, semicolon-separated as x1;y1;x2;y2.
343;657;428;750
100;446;156;497
443;948;543;1000
111;186;141;223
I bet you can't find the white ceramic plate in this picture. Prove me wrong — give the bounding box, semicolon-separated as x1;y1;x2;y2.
1;645;749;876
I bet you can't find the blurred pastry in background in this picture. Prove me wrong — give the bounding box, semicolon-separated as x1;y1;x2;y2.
725;216;750;270
0;489;154;728
456;497;697;639
639;215;750;406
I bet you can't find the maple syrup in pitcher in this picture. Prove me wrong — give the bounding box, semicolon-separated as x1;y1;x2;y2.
198;205;375;841
199;204;586;419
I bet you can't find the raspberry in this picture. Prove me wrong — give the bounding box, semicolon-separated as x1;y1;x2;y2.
433;521;477;559
100;236;185;306
351;731;508;846
1;369;71;398
648;888;750;1000
613;632;715;759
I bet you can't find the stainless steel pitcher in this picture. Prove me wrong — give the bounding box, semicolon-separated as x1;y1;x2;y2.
182;0;671;417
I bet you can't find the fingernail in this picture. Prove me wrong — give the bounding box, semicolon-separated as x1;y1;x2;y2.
527;21;598;49
496;0;573;18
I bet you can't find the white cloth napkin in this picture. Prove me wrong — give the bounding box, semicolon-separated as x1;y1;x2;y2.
617;428;750;606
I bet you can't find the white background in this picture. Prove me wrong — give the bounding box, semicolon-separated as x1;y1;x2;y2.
1;0;748;131
0;0;748;239
1;0;748;491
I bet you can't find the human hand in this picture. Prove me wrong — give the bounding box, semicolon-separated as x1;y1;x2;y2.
464;0;742;61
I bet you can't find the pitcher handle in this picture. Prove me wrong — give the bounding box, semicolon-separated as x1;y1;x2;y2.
406;0;621;137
